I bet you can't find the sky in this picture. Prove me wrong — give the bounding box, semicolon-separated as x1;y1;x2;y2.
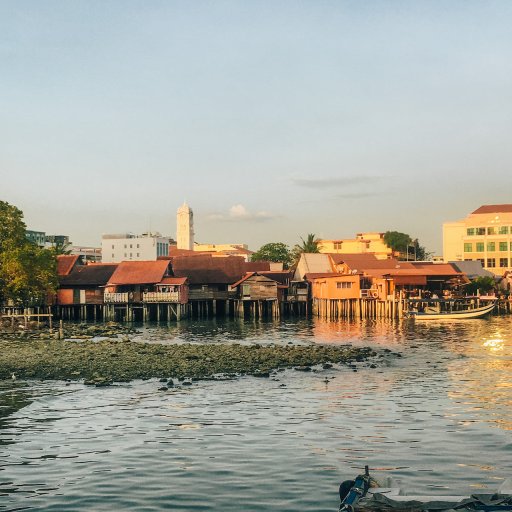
1;1;512;254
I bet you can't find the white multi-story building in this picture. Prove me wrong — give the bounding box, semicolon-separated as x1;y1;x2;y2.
101;233;170;263
177;203;194;250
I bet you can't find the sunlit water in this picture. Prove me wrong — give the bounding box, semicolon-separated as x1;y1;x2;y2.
1;317;511;511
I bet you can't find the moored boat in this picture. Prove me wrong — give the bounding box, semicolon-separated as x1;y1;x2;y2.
405;299;496;320
339;466;512;511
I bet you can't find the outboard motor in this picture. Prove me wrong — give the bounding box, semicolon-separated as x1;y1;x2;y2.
339;466;371;512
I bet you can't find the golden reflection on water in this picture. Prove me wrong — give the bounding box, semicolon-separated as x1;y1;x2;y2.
444;320;512;431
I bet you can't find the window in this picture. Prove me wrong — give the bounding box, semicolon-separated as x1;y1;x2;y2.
487;227;496;235
487;258;495;268
500;242;508;251
112;245;114;249
498;226;509;235
499;258;509;268
137;244;140;248
487;242;495;252
475;242;484;252
476;227;486;235
124;244;127;249
137;253;140;257
336;282;352;289
466;228;475;236
124;253;127;257
130;244;132;249
334;242;342;250
112;253;114;259
464;243;472;252
476;258;485;266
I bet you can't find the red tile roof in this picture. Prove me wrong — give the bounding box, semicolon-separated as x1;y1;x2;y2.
171;255;246;284
57;255;80;276
159;277;188;285
60;264;118;286
107;260;171;285
471;204;512;214
245;262;271;272
330;253;413;271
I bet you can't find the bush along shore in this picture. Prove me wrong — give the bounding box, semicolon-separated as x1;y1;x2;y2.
0;330;393;386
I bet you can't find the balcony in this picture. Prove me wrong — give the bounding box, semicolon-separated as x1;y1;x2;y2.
143;291;180;303
188;290;236;300
104;292;130;303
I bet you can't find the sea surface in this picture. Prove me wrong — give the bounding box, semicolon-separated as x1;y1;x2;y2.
1;317;511;511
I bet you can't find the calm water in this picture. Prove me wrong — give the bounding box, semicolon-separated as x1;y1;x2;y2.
1;317;511;511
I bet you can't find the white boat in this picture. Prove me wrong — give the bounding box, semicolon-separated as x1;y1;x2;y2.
406;300;496;320
339;467;512;511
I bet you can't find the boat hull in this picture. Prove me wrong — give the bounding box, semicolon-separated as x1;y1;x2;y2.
408;301;496;320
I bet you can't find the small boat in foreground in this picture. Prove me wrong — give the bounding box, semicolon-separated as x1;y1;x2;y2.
406;299;497;320
339;466;512;511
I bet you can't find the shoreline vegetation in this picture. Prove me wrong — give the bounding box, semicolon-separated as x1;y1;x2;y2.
0;322;388;386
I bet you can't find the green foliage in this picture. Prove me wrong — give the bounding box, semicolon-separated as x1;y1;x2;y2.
383;231;430;261
251;242;292;268
291;233;320;264
464;276;496;295
0;200;58;306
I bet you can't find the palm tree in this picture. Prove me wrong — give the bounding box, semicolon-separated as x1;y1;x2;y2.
292;233;320;265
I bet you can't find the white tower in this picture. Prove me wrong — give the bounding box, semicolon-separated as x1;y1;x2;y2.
176;202;194;250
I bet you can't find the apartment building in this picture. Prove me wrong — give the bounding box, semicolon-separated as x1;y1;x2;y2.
443;204;512;275
101;233;170;263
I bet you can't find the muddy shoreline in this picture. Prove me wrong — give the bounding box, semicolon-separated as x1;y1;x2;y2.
0;336;383;385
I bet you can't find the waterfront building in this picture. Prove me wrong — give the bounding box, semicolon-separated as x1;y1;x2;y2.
70;246;102;263
193;243;253;261
177;202;194;250
318;232;394;260
101;233;170;263
443;205;512;276
26;230;70;249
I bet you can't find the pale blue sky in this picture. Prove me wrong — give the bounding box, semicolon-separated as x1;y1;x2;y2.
2;1;511;254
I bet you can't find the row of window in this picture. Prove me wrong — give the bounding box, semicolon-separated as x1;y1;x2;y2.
111;243;142;249
471;258;510;268
467;226;511;236
111;253;142;259
464;242;511;252
336;282;353;289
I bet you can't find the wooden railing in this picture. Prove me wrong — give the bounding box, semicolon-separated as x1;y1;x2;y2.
143;292;180;303
104;292;129;303
188;290;236;300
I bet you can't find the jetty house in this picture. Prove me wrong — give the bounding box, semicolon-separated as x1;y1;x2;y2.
104;260;188;321
294;253;467;319
50;250;480;322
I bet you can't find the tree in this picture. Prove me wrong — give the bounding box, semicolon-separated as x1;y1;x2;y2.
291;233;320;264
383;231;430;261
464;276;496;296
0;200;58;306
251;242;292;269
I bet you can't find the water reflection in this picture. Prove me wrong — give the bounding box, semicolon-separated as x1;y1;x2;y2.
1;317;511;511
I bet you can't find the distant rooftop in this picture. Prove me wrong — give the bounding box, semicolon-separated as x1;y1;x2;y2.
471;204;512;215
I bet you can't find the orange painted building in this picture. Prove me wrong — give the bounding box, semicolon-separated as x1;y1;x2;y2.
306;273;361;300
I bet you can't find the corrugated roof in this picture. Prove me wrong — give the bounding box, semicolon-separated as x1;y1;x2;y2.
107;260;171;285
171;255;246;284
449;261;495;280
57;255;80;276
60;264;118;286
471;204;512;214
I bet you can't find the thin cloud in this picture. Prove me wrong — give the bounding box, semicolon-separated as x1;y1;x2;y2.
334;192;378;199
291;176;383;188
206;204;277;222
